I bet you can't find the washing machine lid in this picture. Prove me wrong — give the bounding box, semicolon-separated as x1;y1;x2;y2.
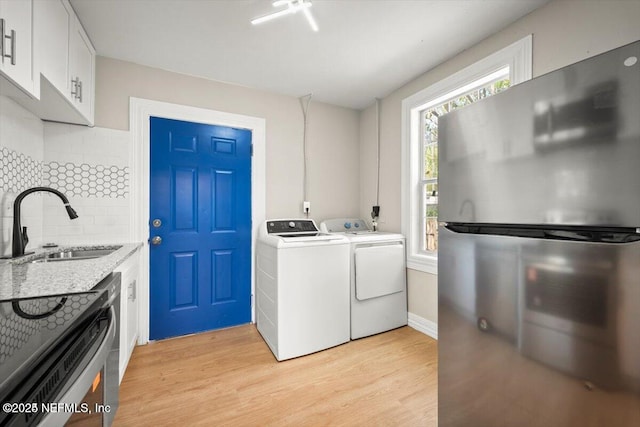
275;232;323;238
274;232;342;242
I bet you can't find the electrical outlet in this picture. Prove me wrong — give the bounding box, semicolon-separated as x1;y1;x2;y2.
3;195;14;213
303;201;310;214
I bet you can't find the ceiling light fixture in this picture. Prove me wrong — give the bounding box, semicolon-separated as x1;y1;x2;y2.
251;0;318;32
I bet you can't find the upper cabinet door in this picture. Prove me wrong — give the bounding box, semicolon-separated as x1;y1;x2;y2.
34;0;71;95
69;16;94;122
2;0;95;125
0;0;36;96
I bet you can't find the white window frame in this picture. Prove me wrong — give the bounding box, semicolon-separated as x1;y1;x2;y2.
401;35;532;274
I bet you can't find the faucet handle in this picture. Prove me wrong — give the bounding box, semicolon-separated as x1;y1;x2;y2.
22;226;29;247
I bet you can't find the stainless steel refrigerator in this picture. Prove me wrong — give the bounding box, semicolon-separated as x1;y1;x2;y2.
438;40;640;426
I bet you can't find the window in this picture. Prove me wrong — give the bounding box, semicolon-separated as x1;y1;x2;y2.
402;35;532;274
421;69;511;252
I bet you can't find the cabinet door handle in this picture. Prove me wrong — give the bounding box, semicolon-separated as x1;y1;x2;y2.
0;19;16;66
129;280;137;301
6;28;15;65
0;19;13;65
71;77;79;99
71;77;83;101
0;19;4;64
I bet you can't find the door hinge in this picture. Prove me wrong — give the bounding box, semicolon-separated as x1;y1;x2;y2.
250;144;254;156
251;293;254;307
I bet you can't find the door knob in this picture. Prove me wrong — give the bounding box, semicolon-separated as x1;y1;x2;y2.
152;219;162;228
150;236;162;245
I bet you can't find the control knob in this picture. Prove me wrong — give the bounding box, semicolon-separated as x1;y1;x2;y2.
288;221;296;228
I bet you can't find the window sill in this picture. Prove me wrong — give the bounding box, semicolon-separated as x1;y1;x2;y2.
407;253;438;275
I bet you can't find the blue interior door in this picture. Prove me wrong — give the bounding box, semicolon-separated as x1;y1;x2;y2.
149;117;252;340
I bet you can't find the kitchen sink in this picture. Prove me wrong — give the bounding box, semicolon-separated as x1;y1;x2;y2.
31;247;122;263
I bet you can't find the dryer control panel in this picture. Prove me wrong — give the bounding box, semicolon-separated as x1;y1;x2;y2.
320;218;370;233
267;220;319;234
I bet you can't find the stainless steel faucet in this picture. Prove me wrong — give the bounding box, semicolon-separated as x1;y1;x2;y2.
12;187;78;258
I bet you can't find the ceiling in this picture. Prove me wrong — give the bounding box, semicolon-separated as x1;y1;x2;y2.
69;0;550;110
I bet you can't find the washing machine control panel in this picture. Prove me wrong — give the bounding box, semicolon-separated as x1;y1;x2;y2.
267;220;318;234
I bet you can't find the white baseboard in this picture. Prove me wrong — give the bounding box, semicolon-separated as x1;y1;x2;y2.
408;312;438;340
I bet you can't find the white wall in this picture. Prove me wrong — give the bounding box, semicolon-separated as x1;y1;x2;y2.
0;96;44;257
94;57;361;222
42;123;130;245
361;0;640;324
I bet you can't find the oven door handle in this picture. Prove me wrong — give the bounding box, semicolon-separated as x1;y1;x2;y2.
38;307;116;427
108;305;116;339
105;291;120;308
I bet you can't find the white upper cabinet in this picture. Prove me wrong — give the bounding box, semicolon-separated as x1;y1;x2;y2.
68;15;94;121
3;0;95;125
34;0;71;94
0;0;36;96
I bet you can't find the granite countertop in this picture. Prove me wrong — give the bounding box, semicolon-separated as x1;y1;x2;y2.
0;243;143;301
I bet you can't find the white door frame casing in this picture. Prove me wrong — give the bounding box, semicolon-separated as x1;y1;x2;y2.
129;97;266;345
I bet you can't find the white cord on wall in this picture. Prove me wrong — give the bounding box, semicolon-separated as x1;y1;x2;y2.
371;97;381;231
300;93;313;217
375;97;381;206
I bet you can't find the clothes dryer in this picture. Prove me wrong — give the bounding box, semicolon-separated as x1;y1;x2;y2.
320;218;408;339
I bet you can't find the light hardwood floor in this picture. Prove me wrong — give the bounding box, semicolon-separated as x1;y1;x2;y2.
114;325;437;426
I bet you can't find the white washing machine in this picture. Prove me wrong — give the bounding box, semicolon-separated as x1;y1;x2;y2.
256;219;350;361
320;218;408;339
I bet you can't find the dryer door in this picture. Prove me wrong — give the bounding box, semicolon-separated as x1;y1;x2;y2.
355;244;406;300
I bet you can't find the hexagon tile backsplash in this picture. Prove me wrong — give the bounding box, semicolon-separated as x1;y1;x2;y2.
1;146;129;198
43;161;129;198
0;146;42;193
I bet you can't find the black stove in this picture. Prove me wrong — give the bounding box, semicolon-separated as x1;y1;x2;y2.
0;290;109;426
